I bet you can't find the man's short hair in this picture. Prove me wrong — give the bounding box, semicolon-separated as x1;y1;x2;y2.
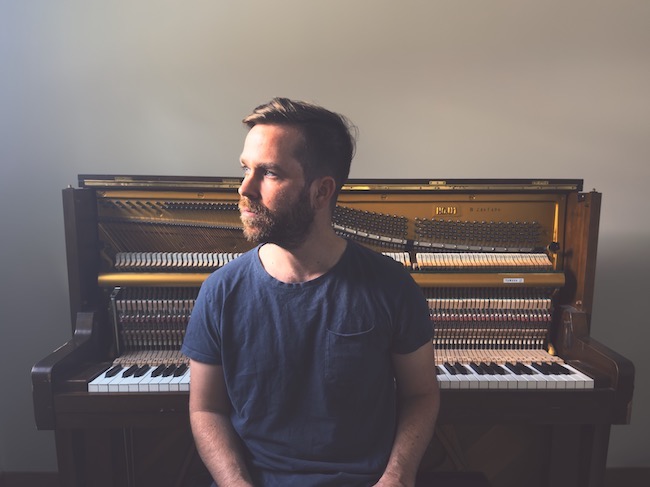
242;97;356;192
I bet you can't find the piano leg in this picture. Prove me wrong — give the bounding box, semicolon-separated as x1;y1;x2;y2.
585;424;611;487
548;424;611;487
55;429;82;487
56;429;129;487
56;429;121;487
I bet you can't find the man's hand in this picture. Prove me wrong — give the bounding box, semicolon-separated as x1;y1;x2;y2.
376;342;439;487
189;360;255;486
372;471;414;487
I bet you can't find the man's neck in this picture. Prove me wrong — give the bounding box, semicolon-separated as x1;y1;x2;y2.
257;226;347;284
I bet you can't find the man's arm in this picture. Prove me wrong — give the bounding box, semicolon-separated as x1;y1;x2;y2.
188;359;255;487
375;341;440;487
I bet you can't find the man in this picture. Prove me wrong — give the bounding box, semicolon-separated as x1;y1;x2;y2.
181;98;439;487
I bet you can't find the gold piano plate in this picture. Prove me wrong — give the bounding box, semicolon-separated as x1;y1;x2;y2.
98;271;565;289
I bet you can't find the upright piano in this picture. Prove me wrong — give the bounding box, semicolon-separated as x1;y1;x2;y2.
32;175;634;487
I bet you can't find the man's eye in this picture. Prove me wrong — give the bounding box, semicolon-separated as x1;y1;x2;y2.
264;170;278;178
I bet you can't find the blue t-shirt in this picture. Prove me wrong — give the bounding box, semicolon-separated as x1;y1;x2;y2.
181;240;432;486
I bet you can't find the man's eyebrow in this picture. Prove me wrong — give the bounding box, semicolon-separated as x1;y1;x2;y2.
239;161;284;173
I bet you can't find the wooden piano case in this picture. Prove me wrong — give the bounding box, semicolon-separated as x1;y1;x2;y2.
32;176;634;487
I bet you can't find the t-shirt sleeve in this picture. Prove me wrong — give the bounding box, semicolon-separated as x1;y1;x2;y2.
181;278;223;365
390;269;433;354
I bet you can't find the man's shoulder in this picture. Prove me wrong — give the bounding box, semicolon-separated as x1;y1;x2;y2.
202;248;258;287
344;240;415;284
346;240;409;270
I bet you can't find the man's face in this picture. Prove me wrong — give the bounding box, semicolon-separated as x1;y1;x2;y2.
238;124;315;249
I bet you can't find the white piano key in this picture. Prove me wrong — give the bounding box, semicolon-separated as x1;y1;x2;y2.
556;363;592;389
465;365;491;390
562;363;594;389
156;366;181;392
107;375;126;393
473;371;492;390
494;371;510;389
435;367;451;389
145;371;167;392
88;366;123;393
446;374;461;389
107;365;140;392
134;367;158;392
179;369;191;392
117;366;154;392
502;363;532;390
168;368;190;392
451;364;481;390
116;368;148;393
505;370;520;389
515;364;545;389
462;369;481;389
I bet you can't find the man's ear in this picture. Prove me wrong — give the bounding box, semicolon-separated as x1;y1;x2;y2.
311;176;337;210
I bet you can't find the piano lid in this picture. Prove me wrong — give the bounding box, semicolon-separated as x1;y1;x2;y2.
77;175;584;193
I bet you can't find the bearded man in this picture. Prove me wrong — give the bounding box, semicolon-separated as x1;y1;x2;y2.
181;98;439;487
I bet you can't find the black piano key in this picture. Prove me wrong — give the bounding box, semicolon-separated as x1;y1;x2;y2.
505;362;522;375
470;362;485;375
443;363;458;375
104;365;123;378
122;365;139;377
479;362;493;374
550;362;572;375
453;362;470;375
173;364;188;377
516;362;536;375
151;364;166;377
541;363;555;375
436;366;445;375
162;364;178;377
531;362;550;375
133;365;151;378
489;362;507;375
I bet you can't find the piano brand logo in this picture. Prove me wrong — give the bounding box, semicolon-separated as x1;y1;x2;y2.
470;207;502;213
435;206;458;216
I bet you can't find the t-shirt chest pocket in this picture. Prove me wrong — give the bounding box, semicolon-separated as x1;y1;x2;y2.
325;322;378;390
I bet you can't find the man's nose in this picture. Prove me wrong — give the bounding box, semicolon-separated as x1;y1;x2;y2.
238;172;259;199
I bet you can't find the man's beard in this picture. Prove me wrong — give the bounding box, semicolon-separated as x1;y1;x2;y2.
239;185;315;249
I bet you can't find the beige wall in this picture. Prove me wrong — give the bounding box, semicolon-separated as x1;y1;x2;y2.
1;0;648;471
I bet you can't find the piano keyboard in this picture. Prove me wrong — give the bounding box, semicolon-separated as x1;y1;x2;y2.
434;350;593;390
88;350;190;393
88;362;190;393
87;360;592;393
435;361;593;390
